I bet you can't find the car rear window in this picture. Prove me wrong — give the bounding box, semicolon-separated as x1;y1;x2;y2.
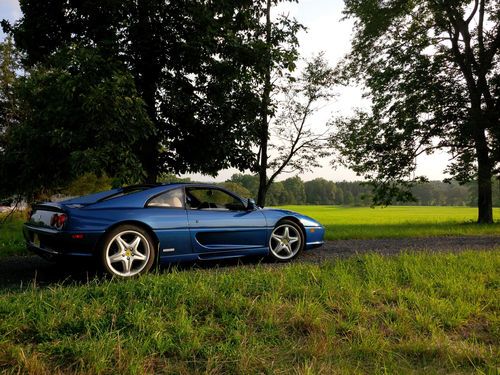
98;185;154;202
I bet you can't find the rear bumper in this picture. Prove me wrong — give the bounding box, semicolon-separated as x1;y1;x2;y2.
23;224;101;259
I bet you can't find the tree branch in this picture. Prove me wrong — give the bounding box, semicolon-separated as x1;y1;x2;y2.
465;0;479;24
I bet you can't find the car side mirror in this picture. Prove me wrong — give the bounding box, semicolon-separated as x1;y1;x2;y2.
246;198;256;211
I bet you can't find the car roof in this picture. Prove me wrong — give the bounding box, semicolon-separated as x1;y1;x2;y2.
76;182;242;209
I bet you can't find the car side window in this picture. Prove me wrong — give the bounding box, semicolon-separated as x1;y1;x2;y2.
186;188;245;211
148;188;185;208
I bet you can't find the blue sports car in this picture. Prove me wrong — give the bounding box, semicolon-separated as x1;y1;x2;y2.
23;183;325;277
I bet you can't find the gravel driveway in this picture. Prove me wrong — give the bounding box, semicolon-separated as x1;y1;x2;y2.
1;236;498;289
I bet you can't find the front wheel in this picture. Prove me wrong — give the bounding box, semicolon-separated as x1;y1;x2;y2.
268;220;304;261
101;225;156;277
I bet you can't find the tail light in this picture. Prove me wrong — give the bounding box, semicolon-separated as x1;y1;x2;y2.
50;213;67;229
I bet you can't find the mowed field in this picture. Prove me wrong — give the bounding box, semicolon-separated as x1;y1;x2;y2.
281;205;500;240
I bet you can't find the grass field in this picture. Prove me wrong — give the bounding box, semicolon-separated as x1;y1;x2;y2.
0;251;498;374
281;206;500;240
1;206;499;258
0;212;27;257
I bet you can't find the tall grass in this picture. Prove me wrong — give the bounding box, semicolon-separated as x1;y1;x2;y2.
282;205;500;240
0;250;498;374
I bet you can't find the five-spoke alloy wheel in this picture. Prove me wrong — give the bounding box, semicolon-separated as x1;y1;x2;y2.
101;225;156;277
268;220;304;261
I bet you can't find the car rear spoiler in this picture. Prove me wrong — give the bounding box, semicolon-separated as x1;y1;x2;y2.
32;202;66;213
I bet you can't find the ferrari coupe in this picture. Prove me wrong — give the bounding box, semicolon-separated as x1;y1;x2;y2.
23;183;325;277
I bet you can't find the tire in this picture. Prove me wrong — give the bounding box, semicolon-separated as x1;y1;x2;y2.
100;224;156;277
268;220;304;262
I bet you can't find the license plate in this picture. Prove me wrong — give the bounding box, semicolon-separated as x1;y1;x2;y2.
33;234;40;247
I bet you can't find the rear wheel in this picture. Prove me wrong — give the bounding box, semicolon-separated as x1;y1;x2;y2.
101;225;156;277
268;220;304;261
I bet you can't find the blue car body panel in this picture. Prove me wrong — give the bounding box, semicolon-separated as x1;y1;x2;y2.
23;183;325;263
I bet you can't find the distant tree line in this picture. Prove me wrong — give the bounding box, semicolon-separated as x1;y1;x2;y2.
160;173;500;207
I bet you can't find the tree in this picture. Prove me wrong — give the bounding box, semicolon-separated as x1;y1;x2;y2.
256;53;336;206
229;173;260;199
304;178;336;204
0;37;19;144
254;0;305;207
62;173;113;197
3;0;269;183
281;176;306;204
332;0;500;223
344;191;354;206
157;174;191;184
0;47;152;201
334;187;344;205
266;181;286;206
220;182;252;199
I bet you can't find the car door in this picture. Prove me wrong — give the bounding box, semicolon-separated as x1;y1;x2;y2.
186;186;266;253
144;187;191;257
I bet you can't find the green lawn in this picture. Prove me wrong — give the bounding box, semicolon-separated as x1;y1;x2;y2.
0;212;27;257
0;251;498;374
280;205;500;240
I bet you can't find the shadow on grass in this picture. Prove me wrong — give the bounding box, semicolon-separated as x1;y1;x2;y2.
0;254;273;291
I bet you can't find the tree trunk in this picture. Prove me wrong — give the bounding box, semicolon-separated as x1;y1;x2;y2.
140;86;159;184
476;166;493;224
473;122;493;224
257;0;272;208
134;0;160;184
257;171;268;207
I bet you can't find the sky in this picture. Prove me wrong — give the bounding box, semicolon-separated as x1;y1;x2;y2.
0;0;451;183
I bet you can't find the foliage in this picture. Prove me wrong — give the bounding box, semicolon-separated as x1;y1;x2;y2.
219;182;252;199
0;47;152;200
304;178;336;205
0;37;19;139
62;173;113;197
3;0;285;182
281;176;306;204
0;251;498;373
228;173;307;205
256;53;335;206
157;174;192;184
228;173;260;197
228;173;498;207
332;0;500;223
253;0;304;207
